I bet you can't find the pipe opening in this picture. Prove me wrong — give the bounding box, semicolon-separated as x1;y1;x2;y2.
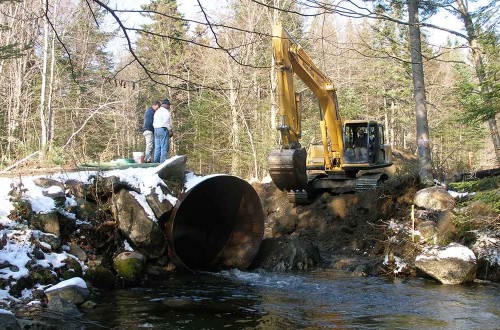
167;175;264;271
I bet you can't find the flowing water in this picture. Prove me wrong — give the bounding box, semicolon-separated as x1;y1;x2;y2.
84;270;500;329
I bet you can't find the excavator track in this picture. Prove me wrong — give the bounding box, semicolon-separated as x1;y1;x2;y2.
268;148;308;191
287;190;310;205
355;172;389;191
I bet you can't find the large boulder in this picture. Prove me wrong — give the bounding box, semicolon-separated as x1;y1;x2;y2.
415;243;477;284
113;252;145;283
112;189;166;258
145;185;174;219
155;155;187;181
44;277;90;305
250;236;322;271
414;187;455;211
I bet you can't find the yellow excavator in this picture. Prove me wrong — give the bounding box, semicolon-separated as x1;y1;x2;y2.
268;22;393;203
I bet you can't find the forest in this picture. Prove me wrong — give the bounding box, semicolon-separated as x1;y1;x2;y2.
0;0;499;181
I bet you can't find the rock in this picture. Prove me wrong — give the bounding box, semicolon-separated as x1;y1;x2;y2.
13;199;33;221
113;252;145;283
69;243;87;262
90;175;139;198
42;186;66;207
33;178;65;190
414;187;455;211
65;180;91;200
0;309;20;330
145;186;174;219
45;277;90;305
80;300;97;309
84;266;115;290
436;210;457;242
46;296;82;317
31;211;60;237
415;243;477;284
57;211;77;238
416;221;437;242
73;197;99;221
59;256;83;280
145;264;169;277
272;214;298;237
9;276;33;298
250;236;322;271
353;264;368;277
155;155;187;180
112;189;166;258
17;318;56;330
29;266;58;285
37;232;61;250
162;298;197;309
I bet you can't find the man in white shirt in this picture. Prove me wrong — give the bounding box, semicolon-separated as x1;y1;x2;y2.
153;99;173;163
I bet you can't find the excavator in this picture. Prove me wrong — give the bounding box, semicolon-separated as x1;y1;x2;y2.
268;22;393;204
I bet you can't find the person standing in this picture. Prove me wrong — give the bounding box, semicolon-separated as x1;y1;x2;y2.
143;101;160;163
153;99;173;163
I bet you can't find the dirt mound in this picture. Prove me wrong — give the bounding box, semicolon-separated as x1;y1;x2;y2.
252;173;420;274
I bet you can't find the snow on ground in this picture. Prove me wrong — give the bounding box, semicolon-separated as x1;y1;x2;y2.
0;164;179;306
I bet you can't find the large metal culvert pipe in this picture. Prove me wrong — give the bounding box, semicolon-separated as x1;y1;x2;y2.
165;175;264;272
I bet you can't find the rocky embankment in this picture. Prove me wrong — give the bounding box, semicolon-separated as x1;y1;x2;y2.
253;175;499;284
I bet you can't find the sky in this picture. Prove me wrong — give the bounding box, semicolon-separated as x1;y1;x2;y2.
104;0;465;62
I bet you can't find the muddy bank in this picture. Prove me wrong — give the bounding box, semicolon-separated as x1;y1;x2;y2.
251;174;421;275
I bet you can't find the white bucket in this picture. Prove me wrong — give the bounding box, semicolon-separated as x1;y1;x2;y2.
132;151;144;163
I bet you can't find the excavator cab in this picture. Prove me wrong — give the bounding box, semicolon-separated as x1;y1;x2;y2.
343;121;392;168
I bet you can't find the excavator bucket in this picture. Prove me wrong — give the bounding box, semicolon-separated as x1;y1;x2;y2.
268;148;308;191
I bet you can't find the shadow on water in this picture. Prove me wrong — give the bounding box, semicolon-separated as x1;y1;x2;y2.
84;270;500;329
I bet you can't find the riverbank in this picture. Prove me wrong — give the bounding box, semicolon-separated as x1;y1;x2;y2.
0;155;499;327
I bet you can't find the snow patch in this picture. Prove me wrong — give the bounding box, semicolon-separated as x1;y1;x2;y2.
46;186;63;194
130;191;157;222
416;243;476;262
45;277;87;292
261;175;273;184
472;232;500;266
448;190;475;199
0;308;14;315
124;240;134;252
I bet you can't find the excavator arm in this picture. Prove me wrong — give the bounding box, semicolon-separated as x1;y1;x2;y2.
269;22;345;192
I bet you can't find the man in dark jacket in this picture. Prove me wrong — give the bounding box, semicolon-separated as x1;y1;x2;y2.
143;101;160;163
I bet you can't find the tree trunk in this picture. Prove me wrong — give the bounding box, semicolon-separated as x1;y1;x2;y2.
268;0;280;131
47;0;58;146
408;0;434;185
39;0;50;155
455;0;500;165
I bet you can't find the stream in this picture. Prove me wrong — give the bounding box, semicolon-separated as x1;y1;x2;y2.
84;269;500;329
